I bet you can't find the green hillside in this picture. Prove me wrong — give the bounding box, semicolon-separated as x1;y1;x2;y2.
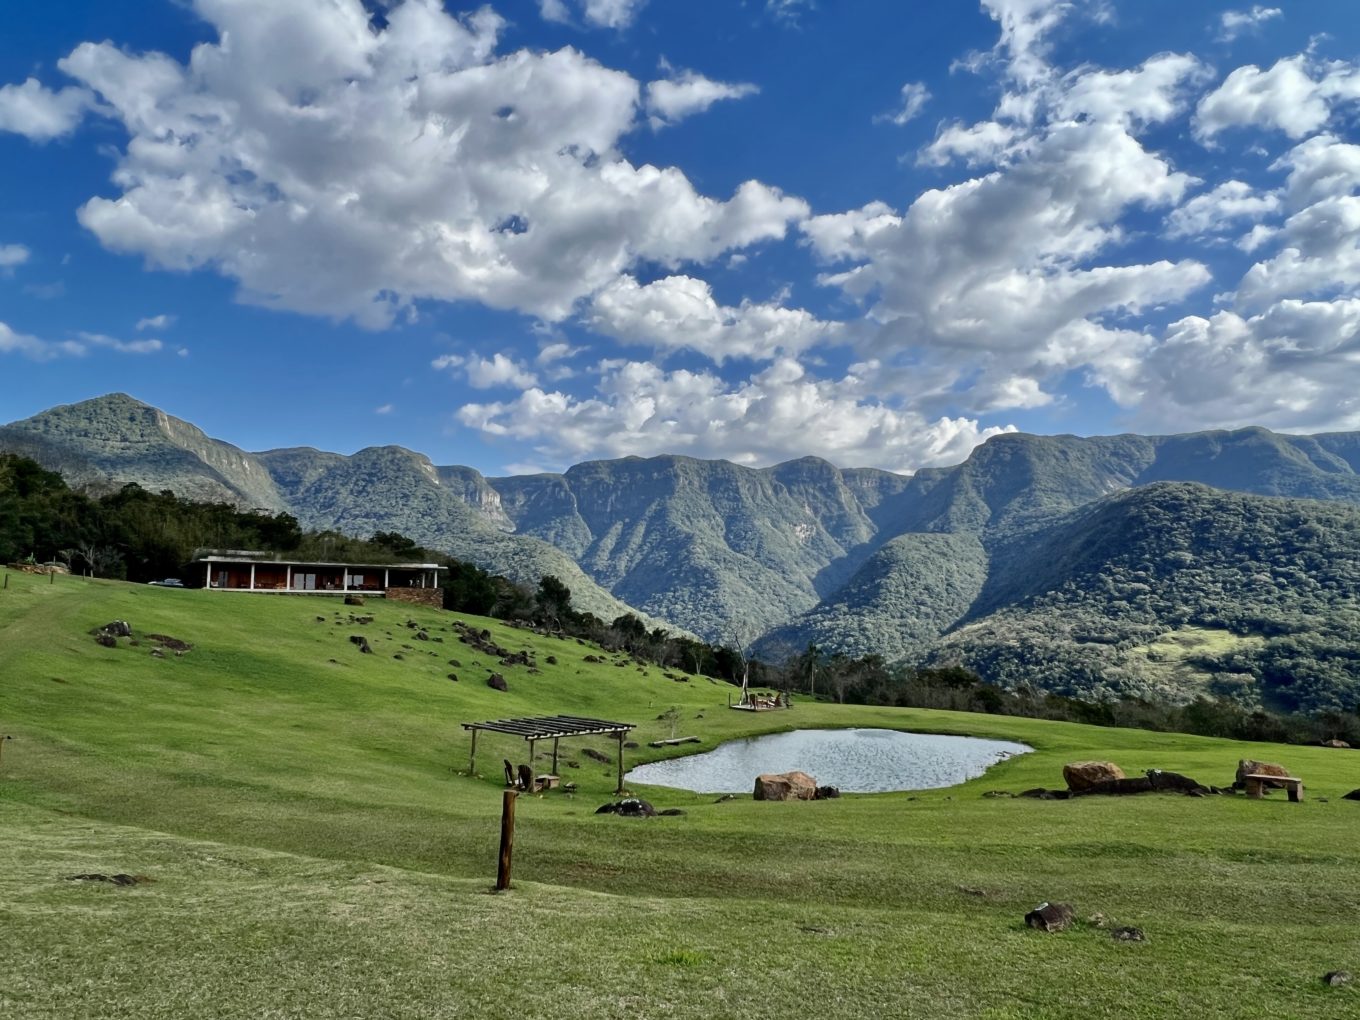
3;572;1360;1017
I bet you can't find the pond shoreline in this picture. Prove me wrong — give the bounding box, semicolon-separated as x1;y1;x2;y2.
625;727;1033;794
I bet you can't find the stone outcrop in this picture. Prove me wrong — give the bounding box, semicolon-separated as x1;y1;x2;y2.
1025;902;1074;932
753;771;818;802
1063;761;1125;792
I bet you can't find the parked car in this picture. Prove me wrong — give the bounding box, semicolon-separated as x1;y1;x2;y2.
147;578;185;588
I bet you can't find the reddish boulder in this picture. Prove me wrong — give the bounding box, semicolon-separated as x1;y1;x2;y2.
753;771;818;801
1235;759;1289;788
1063;761;1125;792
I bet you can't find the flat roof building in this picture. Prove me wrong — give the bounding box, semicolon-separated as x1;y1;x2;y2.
191;552;443;605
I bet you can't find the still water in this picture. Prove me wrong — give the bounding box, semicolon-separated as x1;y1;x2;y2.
625;728;1031;793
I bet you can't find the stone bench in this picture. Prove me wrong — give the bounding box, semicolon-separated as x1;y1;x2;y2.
1243;773;1304;802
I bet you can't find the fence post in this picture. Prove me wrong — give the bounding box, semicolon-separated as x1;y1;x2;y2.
495;790;517;891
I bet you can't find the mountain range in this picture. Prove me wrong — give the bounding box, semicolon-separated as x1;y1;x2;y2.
5;393;1360;712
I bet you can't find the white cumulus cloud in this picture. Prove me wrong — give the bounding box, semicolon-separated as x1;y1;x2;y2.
39;0;803;329
456;357;1014;472
0;244;30;272
1217;6;1283;43
645;71;758;128
877;82;931;126
0;78;93;141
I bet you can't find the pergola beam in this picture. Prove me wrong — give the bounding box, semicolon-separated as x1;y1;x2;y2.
463;715;636;778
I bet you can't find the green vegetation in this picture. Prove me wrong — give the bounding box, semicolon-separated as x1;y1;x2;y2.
3;571;1360;1017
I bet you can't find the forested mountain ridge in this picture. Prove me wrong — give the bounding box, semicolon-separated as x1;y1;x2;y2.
7;393;1360;711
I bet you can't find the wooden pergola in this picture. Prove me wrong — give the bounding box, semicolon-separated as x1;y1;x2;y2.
463;715;636;793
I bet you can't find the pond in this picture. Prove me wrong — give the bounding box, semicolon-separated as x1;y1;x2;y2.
625;728;1031;794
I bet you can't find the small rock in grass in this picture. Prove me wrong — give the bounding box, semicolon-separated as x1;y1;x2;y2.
1111;926;1146;942
393;654;404;660
448;673;459;682
545;655;557;665
657;808;686;817
815;786;841;800
1342;789;1360;801
1025;902;1075;933
1323;971;1352;987
486;673;508;692
94;633;118;648
349;635;372;654
623;741;639;749
595;798;656;817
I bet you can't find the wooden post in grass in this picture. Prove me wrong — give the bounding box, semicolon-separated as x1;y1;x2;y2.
496;790;517;891
551;737;560;775
0;736;11;766
469;727;478;774
616;730;625;794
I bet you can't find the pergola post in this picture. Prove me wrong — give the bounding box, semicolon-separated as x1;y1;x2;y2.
551;737;560;775
616;730;625;794
528;738;536;766
469;726;478;773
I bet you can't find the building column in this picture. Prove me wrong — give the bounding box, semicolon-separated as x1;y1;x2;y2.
286;566;292;591
384;568;390;589
204;563;212;589
249;564;256;591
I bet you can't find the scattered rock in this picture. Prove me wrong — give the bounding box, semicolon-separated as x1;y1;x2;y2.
1024;902;1075;933
582;748;611;764
1342;789;1360;801
814;786;841;800
1323;971;1352;987
447;673;459;682
623;741;639;749
393;653;404;661
448;659;462;667
343;595;364;606
67;873;153;886
145;634;191;653
94;633;118;648
486;673;508;692
415;631;429;641
1063;761;1125;792
1321;739;1351;749
583;654;603;663
595;798;656;817
1145;769;1206;793
315;616;327;622
150;648;165;659
657;808;686;817
349;635;372;654
97;621;132;638
714;794;737;803
545;655;557;665
1111;926;1146;942
754;771;818;802
1019;788;1054;799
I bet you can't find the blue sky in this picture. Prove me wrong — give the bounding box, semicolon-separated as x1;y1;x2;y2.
2;0;1359;475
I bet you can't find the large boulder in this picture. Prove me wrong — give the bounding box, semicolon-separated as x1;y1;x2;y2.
1063;761;1125;792
1321;739;1351;749
1071;777;1154;797
1145;769;1207;794
753;771;818;802
486;673;508;692
1236;760;1289;788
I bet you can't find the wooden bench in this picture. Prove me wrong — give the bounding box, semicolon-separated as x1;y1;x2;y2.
1243;773;1304;802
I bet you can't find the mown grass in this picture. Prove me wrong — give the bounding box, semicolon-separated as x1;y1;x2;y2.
2;571;1359;1018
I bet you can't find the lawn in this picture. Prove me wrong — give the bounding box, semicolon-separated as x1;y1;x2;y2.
1;571;1358;1018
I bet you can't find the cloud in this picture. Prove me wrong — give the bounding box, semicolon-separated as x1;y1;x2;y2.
434;351;539;390
135;313;175;331
586;274;843;362
374;403;395;415
0;321;83;360
456;357;1014;472
1166;180;1280;239
0;244;29;273
645;71;758;128
1194;55;1360;141
1130;300;1360;432
77;332;164;354
1217;6;1283;43
877;82;931;126
46;0;803;329
0;78;93;141
540;0;647;29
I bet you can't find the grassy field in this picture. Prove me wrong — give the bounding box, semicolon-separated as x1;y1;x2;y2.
2;571;1359;1018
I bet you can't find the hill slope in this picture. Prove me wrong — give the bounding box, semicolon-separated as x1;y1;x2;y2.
3;571;1360;1019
